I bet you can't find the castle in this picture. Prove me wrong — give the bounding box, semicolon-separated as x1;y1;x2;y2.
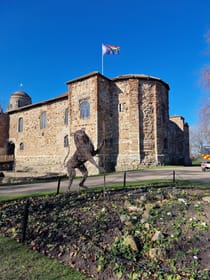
0;71;191;175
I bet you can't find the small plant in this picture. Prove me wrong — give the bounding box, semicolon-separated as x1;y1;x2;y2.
96;253;108;271
176;250;186;258
187;246;199;255
194;202;203;214
167;258;177;273
109;236;138;261
113;262;126;279
196;270;210;280
127;271;140;280
189;217;209;231
11;227;18;238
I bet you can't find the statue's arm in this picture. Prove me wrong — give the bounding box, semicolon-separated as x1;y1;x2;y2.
93;139;105;155
88;155;105;173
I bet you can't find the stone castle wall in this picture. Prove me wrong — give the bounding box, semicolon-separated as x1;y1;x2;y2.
67;74;171;172
154;82;170;164
0;112;9;155
112;77;170;169
8;97;69;174
139;81;156;165
169;116;191;165
1;72;190;175
112;78;141;170
97;76;113;171
67;73;115;174
66;73;189;172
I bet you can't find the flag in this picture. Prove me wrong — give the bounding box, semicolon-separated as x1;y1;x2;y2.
102;44;120;55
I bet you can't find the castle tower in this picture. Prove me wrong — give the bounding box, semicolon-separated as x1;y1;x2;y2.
7;90;32;111
66;72;171;172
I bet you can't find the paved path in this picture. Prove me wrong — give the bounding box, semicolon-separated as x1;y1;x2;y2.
0;166;209;196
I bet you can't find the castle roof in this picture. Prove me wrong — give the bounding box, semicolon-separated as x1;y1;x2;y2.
65;71;111;84
11;90;31;99
8;92;68;114
112;74;170;90
66;72;170;90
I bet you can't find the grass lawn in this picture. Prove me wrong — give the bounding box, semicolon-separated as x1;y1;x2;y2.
0;235;92;280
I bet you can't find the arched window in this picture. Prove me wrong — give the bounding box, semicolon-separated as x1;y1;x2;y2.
64;135;69;147
80;101;90;119
64;108;69;125
40;111;47;129
18;117;23;132
20;142;24;150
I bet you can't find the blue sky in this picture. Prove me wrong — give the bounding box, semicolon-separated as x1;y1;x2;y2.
0;0;209;126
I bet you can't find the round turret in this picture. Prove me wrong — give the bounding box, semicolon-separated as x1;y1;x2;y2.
7;90;32;111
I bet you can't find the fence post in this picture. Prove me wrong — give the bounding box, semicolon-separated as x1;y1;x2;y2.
123;171;127;188
103;172;106;197
21;200;29;244
56;176;61;195
172;170;176;184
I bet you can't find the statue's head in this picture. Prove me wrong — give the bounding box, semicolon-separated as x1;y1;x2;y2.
73;129;94;154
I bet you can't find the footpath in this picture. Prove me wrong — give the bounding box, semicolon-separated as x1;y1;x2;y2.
0;166;209;196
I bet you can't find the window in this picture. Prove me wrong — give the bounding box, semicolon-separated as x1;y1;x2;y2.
40;111;47;129
64;108;69;125
64;135;69;147
18;117;23;132
18;99;22;107
20;142;24;150
80;101;90;119
118;103;123;112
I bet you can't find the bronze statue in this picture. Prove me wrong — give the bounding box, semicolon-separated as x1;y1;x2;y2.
65;129;104;192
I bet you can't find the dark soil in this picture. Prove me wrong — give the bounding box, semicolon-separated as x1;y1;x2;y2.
1;185;210;279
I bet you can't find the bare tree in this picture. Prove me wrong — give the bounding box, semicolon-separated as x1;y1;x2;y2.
190;125;206;158
199;103;210;139
190;30;210;158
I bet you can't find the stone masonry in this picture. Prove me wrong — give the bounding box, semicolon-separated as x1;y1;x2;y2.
0;71;191;175
8;95;69;174
0;112;9;155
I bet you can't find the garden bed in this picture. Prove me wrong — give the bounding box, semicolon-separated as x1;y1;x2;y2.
1;185;210;279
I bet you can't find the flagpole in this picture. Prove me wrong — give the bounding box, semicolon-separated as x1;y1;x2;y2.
102;50;104;75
